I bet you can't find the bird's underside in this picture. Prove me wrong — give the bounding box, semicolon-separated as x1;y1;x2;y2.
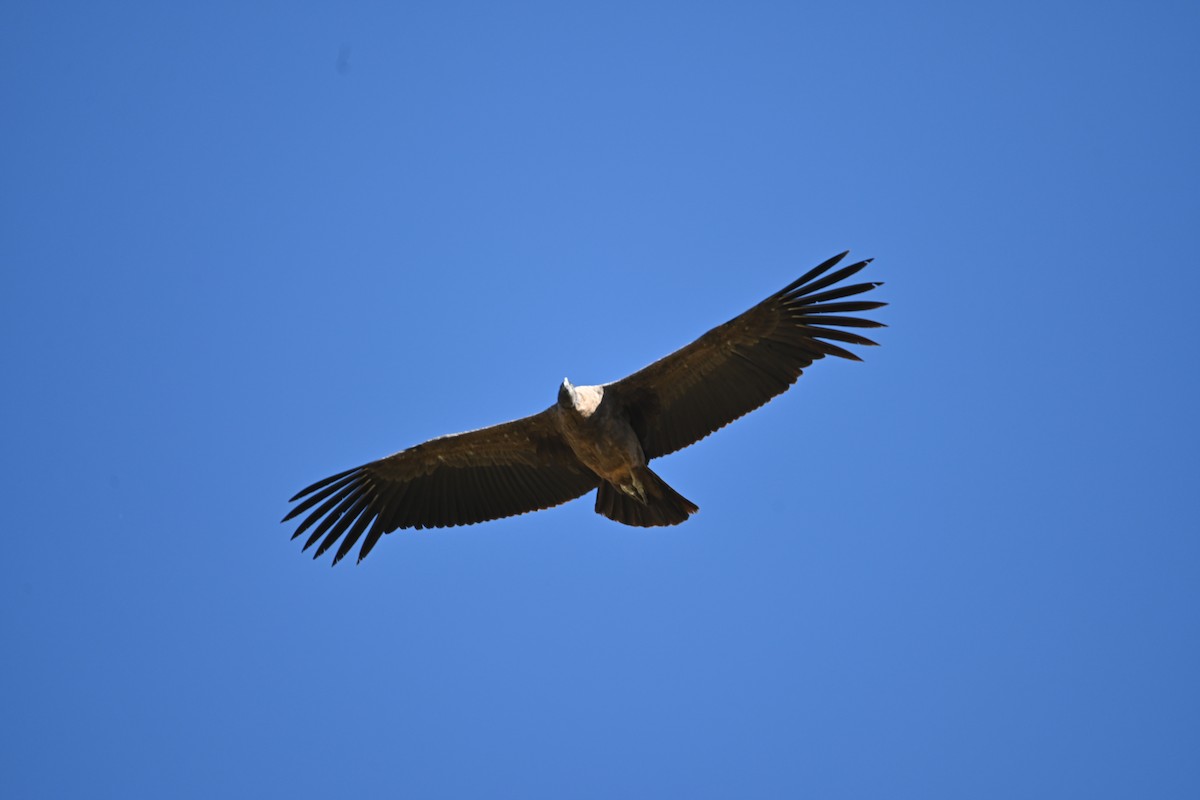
283;251;886;564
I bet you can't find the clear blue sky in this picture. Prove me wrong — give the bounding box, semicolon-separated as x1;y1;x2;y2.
3;2;1198;797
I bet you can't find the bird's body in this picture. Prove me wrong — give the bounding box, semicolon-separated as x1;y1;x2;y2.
284;251;885;564
556;382;642;490
556;379;698;524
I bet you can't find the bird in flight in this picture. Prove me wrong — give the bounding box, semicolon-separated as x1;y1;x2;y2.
283;251;885;564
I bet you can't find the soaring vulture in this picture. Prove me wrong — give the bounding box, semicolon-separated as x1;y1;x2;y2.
284;251;885;564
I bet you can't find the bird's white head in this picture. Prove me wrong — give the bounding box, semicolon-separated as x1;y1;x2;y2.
557;377;574;408
558;378;604;416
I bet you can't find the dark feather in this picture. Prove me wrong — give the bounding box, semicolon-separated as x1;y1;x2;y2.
292;479;360;541
608;257;885;459
776;251;850;294
283;407;599;562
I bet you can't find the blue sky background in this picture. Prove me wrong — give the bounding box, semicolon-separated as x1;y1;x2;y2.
3;2;1198;797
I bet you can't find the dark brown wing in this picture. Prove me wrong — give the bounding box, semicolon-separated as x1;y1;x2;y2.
281;407;599;565
607;252;885;460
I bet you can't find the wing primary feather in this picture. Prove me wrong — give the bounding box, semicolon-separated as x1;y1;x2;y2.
289;465;359;502
802;300;887;314
800;314;887;329
314;492;372;558
811;339;864;361
796;281;883;306
357;522;387;563
319;496;369;561
331;497;379;565
379;480;412;532
291;478;361;540
282;470;360;522
303;488;365;551
355;481;402;560
795;324;882;346
774;251;850;296
789;260;871;299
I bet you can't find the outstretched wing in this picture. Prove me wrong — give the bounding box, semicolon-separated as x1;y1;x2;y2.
282;407;599;565
607;252;886;460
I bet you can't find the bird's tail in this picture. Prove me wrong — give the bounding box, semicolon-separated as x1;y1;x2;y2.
595;465;698;527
